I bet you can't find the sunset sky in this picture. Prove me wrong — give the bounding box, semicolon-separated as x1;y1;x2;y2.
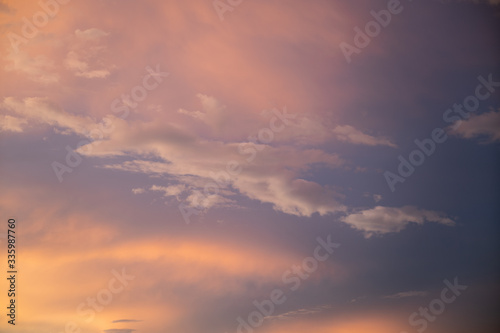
0;0;499;333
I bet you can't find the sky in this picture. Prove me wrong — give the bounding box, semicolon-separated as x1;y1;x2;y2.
0;0;499;333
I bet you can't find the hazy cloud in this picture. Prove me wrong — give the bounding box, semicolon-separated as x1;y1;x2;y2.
341;206;454;237
0;114;27;132
383;291;429;299
0;97;96;136
111;319;143;323
450;110;500;143
332;125;397;147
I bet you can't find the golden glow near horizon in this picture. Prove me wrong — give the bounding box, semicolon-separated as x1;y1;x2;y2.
1;1;499;333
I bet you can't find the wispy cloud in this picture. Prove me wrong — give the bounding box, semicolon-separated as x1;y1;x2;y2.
0;114;27;132
111;319;143;323
332;125;397;147
80;109;346;216
75;28;110;40
341;206;454;237
4;50;60;83
383;291;429;299
265;305;333;322
64;28;111;79
450;109;500;143
0;97;96;136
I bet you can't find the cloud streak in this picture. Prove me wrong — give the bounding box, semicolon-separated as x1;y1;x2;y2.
451;109;500;142
341;206;454;237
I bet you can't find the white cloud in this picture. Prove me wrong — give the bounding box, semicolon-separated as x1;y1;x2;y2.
332;125;397;147
75;28;109;40
130;179;237;210
179;95;396;148
341;206;454;237
4;50;59;83
269;115;396;148
0;97;96;136
178;94;228;133
185;191;235;209
131;188;146;194
450;110;500;143
64;28;111;79
0;114;27;132
178;108;206;121
64;50;110;79
2;93;350;218
150;184;186;198
234;175;345;216
103;160;174;173
1;94;393;219
77;115;345;216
